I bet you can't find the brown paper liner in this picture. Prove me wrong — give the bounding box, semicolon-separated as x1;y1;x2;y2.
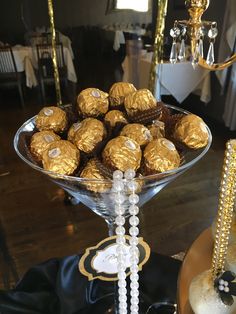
129;106;162;125
158;102;171;123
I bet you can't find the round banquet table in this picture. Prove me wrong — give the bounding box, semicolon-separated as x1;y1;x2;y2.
0;252;181;314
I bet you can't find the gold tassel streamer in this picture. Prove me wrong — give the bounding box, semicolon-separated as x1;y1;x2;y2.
212;140;236;278
47;0;63;107
148;0;168;95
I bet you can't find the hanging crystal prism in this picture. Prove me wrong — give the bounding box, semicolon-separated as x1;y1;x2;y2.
206;42;215;65
178;38;186;61
191;43;199;69
198;38;204;58
170;41;178;64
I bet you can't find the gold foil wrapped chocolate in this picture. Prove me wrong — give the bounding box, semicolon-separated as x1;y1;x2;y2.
77;88;109;118
80;159;111;193
124;89;157;116
30;131;60;161
120;123;152;146
42;140;80;175
109;82;136;107
35;106;67;133
67;121;82;143
148;120;165;139
74;118;106;154
102;136;141;172
173;114;209;149
104;110;128;127
144;138;180;173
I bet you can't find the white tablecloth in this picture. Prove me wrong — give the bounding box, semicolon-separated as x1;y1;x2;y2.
12;45;77;87
122;53;211;103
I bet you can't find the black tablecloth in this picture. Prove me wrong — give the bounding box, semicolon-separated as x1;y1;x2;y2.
0;252;181;314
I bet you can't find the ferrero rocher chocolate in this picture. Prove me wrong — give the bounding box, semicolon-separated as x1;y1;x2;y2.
102;136;141;172
67;121;82;143
173;114;209;149
124;89;157;116
109;82;136;107
144;138;180;173
73;118;106;154
80;159;111;193
35;106;67;133
120;123;152;146
30;131;60;161
42;140;80;175
104;110;128;127
77;88;109;118
148;120;165;139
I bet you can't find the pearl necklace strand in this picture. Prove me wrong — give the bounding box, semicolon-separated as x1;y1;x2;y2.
113;169;140;314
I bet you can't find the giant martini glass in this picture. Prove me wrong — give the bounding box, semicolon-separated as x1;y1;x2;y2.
14;104;212;236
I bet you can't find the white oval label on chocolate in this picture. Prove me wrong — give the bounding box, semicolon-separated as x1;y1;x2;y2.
125;140;136;150
162;139;175;151
73;122;82;131
91;90;101;98
48;147;61;158
44;135;54;143
144;130;152;140
43;108;54;116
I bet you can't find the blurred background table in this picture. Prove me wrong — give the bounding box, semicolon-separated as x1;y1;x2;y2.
122;52;211;104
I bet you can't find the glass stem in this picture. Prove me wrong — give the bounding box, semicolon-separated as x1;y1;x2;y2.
106;218;115;237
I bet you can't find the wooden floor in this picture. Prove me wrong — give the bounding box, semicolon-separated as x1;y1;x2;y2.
0;92;235;289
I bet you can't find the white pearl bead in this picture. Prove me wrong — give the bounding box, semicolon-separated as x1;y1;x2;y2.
129;194;139;204
129;237;139;246
116;226;126;235
129;246;139;256
129;216;139;226
124;169;136;179
130;304;139;312
116;245;126;255
127;181;138;192
224;281;229;287
224;287;230;293
129;226;139;236
116;236;126;244
130;255;139;263
131;281;139;289
118;280;127;288
130;264;139;272
218;285;224;291
113;170;123;179
131;296;139;304
118;272;126;280
113;180;125;192
219;279;225;285
115;205;125;215
114;194;125;204
115;216;125;226
130;273;139;281
130;289;139;297
119;295;127;303
129;205;139;215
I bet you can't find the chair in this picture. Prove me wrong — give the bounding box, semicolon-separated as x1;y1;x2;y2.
0;46;25;108
36;43;68;104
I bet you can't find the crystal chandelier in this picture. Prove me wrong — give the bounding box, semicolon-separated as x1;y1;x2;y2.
169;0;236;70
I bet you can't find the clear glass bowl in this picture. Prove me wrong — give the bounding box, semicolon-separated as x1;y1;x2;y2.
14;104;212;232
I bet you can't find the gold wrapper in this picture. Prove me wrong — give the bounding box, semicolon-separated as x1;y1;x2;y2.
144;138;180;173
77;88;109;117
35;106;67;133
30;131;60;161
67;121;82;143
120;123;152;146
104;110;128;127
74;118;106;154
102;136;141;172
80;159;111;193
42;140;80;175
173;114;209;149
124;89;157;116
147;120;165;139
109;82;136;107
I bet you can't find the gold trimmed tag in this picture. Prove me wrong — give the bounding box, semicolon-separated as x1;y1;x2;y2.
79;235;150;281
